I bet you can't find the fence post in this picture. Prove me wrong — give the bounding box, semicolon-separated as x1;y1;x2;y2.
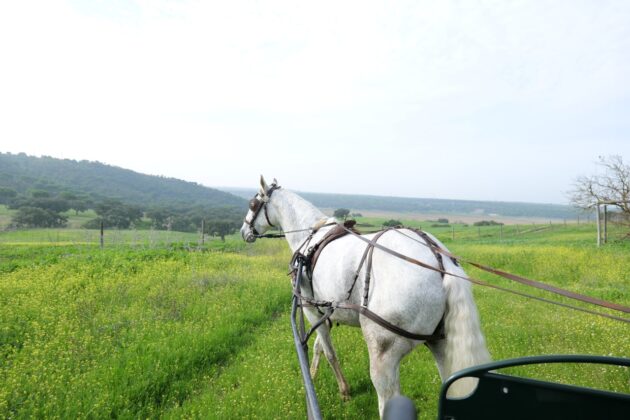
201;219;205;246
603;205;608;244
452;225;455;241
596;204;601;247
100;221;104;249
500;224;503;241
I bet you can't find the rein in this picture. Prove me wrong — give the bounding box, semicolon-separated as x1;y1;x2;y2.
337;224;630;323
259;220;630;324
255;225;320;239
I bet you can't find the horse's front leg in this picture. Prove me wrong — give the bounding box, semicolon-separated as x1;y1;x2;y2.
306;311;351;400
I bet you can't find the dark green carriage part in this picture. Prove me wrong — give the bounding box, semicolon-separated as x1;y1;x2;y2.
438;355;630;420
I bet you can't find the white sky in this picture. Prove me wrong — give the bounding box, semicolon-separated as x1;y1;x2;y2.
1;0;629;204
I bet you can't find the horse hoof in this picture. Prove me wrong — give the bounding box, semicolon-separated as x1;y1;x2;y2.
340;386;351;401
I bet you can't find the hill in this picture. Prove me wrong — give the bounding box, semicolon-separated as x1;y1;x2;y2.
0;152;246;209
224;188;580;220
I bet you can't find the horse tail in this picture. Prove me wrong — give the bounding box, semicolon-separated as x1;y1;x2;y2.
439;260;491;396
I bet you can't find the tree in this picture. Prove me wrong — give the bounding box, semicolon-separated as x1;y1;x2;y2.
30;190;50;198
0;187;17;204
60;191;90;215
31;197;71;213
93;199;143;229
570;155;630;221
206;220;238;241
333;208;350;220
383;219;402;227
69;198;90;215
12;206;68;228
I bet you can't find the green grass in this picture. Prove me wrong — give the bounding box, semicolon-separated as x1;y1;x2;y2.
0;224;629;419
0;227;202;246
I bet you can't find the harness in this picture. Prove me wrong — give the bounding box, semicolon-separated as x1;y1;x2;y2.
290;221;453;343
245;184;630;348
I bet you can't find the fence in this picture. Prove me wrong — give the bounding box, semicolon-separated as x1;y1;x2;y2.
418;219;628;245
0;226;227;249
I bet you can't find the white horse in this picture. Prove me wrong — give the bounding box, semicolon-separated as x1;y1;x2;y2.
240;176;490;417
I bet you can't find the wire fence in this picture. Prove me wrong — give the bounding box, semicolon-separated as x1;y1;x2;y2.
0;227;231;249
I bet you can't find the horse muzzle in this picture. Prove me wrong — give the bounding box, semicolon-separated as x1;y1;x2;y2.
240;224;257;243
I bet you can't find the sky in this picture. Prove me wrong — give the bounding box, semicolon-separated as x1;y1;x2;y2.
1;0;629;205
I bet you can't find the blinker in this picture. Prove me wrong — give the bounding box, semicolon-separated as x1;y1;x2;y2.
249;198;261;211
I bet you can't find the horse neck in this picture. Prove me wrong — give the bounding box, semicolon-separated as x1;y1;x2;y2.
270;189;328;252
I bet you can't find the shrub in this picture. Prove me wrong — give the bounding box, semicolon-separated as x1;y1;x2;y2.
473;220;504;226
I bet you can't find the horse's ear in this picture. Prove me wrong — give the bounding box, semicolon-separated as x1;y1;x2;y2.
260;175;269;193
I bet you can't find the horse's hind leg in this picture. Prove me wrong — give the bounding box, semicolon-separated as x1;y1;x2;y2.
425;339;449;381
312;325;351;400
363;326;414;418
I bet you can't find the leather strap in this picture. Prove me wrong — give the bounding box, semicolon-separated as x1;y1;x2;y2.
393;228;630;315
340;225;630;322
307;221;357;277
362;229;389;307
336;302;445;341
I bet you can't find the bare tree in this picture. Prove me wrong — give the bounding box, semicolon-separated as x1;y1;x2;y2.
570;155;630;220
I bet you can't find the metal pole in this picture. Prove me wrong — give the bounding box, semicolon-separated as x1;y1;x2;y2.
290;261;322;420
596;205;601;247
603;205;608;244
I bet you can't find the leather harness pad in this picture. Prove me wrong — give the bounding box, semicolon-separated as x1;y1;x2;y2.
306;220;358;277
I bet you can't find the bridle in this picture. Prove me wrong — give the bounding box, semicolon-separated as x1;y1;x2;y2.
244;183;281;237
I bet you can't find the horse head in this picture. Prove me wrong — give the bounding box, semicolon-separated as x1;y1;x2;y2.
240;175;280;242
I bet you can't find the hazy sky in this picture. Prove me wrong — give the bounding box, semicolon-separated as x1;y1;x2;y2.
1;1;629;204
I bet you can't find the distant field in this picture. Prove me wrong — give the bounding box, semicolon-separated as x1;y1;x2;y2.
1;222;628;419
339;208;579;225
225;187;580;220
354;215;629;247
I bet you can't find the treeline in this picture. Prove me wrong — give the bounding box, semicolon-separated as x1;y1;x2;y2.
0;153;248;239
3;190;244;240
0;152;246;209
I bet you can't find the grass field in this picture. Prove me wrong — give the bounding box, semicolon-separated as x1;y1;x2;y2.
1;220;629;419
